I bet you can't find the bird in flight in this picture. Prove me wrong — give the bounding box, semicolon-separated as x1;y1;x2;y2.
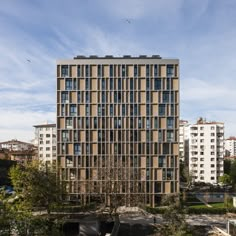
27;59;31;63
125;19;131;24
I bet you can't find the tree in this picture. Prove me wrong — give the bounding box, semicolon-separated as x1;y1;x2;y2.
219;174;232;185
160;194;190;236
180;160;193;187
224;159;231;175
9;162;63;216
230;159;236;188
4;162;65;235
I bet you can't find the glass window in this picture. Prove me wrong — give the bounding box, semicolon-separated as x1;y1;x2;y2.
62;130;69;141
77;91;81;103
73;78;77;90
110;78;113;90
102;78;106;90
77;65;81;77
118;91;122;103
94;117;97;128
122;65;125;77
61;92;69;103
61;104;65;116
86;78;90;90
86;118;89;128
154;64;158;77
146;65;150;77
74;144;81;155
163;91;169;103
146;105;151;116
130;78;133;90
146;118;150;129
70;104;77;116
114;91;118;103
85;65;90;77
146;91;150;103
134;65;138;77
167;130;174;142
138;117;142;128
65;78;72;90
130;92;134;103
114;118;118;128
146;78;150;90
98;105;101;116
86;92;90;103
154;78;162;90
102;91;106;103
158;156;166;167
134;104;138;116
167;78;172;90
167;65;174;77
98;65;101;77
110;65;113;77
66;118;73;129
118;78;122;90
159;104;165;116
118;117;121;128
167;117;174;129
154;117;158;129
110;105;113;116
122;104;126;116
158;130;162;142
86;105;90;116
61;65;68;77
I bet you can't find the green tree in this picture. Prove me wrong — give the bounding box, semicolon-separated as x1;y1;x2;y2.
9;162;63;216
230;159;236;187
219;174;232;185
224;159;231;175
160;194;191;236
6;162;65;235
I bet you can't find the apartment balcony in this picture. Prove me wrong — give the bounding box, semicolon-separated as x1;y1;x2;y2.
191;157;198;162
191;151;198;155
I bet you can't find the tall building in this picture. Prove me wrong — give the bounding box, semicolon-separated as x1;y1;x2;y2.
33;123;57;166
179;120;190;164
225;137;236;157
57;55;179;207
189;118;224;184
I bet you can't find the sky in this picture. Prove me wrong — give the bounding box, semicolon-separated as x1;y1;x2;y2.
0;0;236;142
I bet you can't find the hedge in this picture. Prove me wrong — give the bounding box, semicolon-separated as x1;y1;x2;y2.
146;206;236;215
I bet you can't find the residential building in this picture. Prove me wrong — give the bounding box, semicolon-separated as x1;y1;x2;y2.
33;123;57;166
189;118;224;184
225;137;236;157
57;55;179;207
0;139;37;165
0;139;34;151
179;120;190;164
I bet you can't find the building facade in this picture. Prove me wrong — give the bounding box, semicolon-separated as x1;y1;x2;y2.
57;55;179;207
34;124;57;166
189;118;224;184
179;120;190;164
0;139;37;165
225;137;236;157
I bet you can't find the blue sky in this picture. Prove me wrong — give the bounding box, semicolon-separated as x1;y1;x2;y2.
0;0;236;142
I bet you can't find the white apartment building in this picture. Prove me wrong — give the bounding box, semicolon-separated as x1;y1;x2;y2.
33;123;56;166
225;137;236;157
189;118;224;184
179;120;190;163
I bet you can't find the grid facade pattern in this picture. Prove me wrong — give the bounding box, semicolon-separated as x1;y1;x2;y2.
57;57;179;207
